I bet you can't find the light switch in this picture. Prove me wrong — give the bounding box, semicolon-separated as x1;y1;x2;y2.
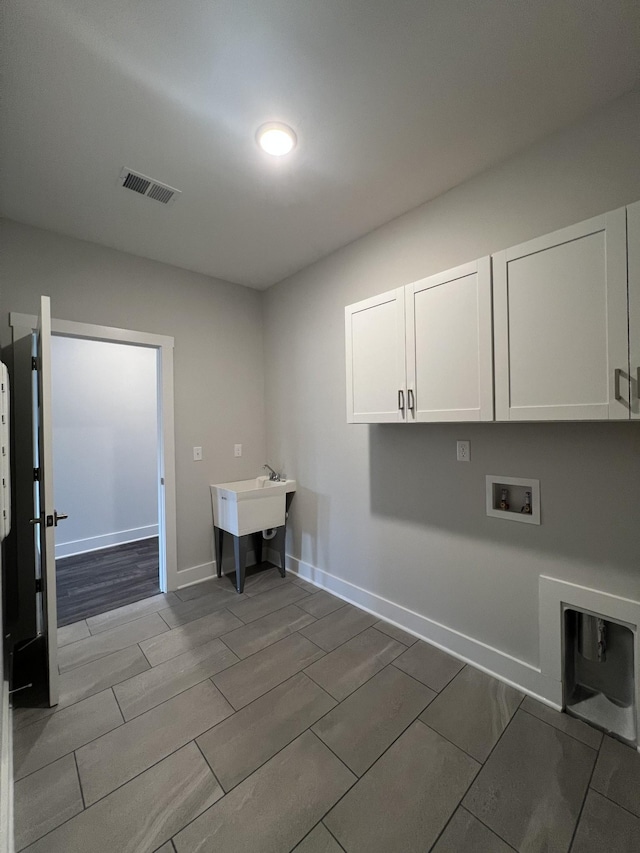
193;446;203;461
234;444;242;457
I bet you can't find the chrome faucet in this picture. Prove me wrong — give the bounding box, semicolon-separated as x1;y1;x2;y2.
263;464;281;482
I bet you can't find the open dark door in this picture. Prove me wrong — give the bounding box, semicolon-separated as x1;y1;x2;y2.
35;296;60;706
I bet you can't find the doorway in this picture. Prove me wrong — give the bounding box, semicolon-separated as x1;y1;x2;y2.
7;309;178;596
52;336;161;625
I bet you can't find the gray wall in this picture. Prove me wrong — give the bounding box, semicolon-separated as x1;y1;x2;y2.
51;336;158;557
263;91;640;670
0;223;266;580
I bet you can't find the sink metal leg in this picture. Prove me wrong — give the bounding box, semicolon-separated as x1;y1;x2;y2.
273;526;286;578
233;534;248;593
214;526;224;578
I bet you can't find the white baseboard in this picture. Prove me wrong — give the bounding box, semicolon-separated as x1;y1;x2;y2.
175;548;271;591
287;554;563;709
55;525;159;559
176;560;216;589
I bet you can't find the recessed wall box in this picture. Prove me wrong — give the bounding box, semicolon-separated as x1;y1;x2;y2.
486;475;540;525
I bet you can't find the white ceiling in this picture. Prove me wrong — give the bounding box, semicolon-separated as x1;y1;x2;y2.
1;1;639;289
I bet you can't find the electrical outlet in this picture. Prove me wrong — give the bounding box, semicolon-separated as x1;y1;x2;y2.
234;444;242;457
456;440;470;462
193;446;202;461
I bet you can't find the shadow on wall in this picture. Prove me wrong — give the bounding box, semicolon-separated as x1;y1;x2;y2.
288;487;332;572
368;421;640;573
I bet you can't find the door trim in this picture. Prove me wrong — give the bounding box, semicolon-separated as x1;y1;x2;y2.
9;313;178;593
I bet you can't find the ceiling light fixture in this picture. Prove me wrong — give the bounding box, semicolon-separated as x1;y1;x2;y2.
256;122;297;156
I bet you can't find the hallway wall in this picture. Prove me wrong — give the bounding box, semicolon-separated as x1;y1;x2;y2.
52;337;158;558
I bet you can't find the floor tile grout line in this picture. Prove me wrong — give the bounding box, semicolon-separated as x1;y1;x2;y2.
302;649;407;719
157;610;174;629
158;595;253;629
455;692;526;772
75;733;229;811
13;707;128;785
57;623;171;674
170;728;362;852
413;716;484;769
112;657;240;723
313;706;487;847
459;806;519;852
519;704;601;752
312;691;435;777
211;645;327;712
567;742;600;852
138;607;248;667
228;594;312;625
423;780;483;852
299;613;378;653
455;697;579;853
209;628;327;680
192;739;224;794
17;738;211;849
320;820;348;852
186;677;342;799
387;661;444;696
73;750;87;811
82;597;174;636
16;644;156;723
214;608;320;660
15;669;227;788
138;641;154;669
586;781;640;823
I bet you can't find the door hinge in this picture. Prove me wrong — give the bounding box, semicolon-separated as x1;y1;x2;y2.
31;356;38;371
35;578;43;593
33;467;40;482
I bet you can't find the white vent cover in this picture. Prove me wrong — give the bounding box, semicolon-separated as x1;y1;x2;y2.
118;168;181;206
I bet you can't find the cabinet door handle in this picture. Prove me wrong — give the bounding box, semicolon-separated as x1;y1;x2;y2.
614;368;623;402
637;367;640;401
398;389;405;412
407;388;415;412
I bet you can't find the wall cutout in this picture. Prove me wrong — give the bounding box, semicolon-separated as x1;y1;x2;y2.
486;474;540;525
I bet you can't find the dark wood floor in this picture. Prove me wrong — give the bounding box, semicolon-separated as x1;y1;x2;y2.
56;537;160;627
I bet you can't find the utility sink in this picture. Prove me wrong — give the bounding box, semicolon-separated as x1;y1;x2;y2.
210;476;296;537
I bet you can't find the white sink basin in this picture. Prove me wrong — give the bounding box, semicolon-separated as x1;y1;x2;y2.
210;476;296;536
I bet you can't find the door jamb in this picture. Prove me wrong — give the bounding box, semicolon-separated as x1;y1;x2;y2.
9;313;178;592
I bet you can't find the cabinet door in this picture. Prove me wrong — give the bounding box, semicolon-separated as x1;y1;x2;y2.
406;258;493;422
493;208;629;421
345;288;406;423
628;201;640;420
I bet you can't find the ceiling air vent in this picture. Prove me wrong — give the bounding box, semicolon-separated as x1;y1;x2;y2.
118;168;181;206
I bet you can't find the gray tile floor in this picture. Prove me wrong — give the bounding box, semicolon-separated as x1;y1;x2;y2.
12;568;640;852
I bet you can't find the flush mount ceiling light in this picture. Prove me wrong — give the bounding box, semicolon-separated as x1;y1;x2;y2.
256;122;297;156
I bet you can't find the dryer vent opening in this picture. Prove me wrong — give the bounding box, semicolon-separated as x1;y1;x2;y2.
564;608;636;746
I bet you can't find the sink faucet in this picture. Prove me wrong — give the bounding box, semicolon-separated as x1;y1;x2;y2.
263;464;281;482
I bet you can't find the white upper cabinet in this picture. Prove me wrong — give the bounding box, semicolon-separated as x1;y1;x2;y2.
345;288;406;423
628;200;640;420
345;258;492;424
406;258;493;422
493;208;629;421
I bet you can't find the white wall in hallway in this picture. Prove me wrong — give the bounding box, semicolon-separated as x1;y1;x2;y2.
51;336;158;557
